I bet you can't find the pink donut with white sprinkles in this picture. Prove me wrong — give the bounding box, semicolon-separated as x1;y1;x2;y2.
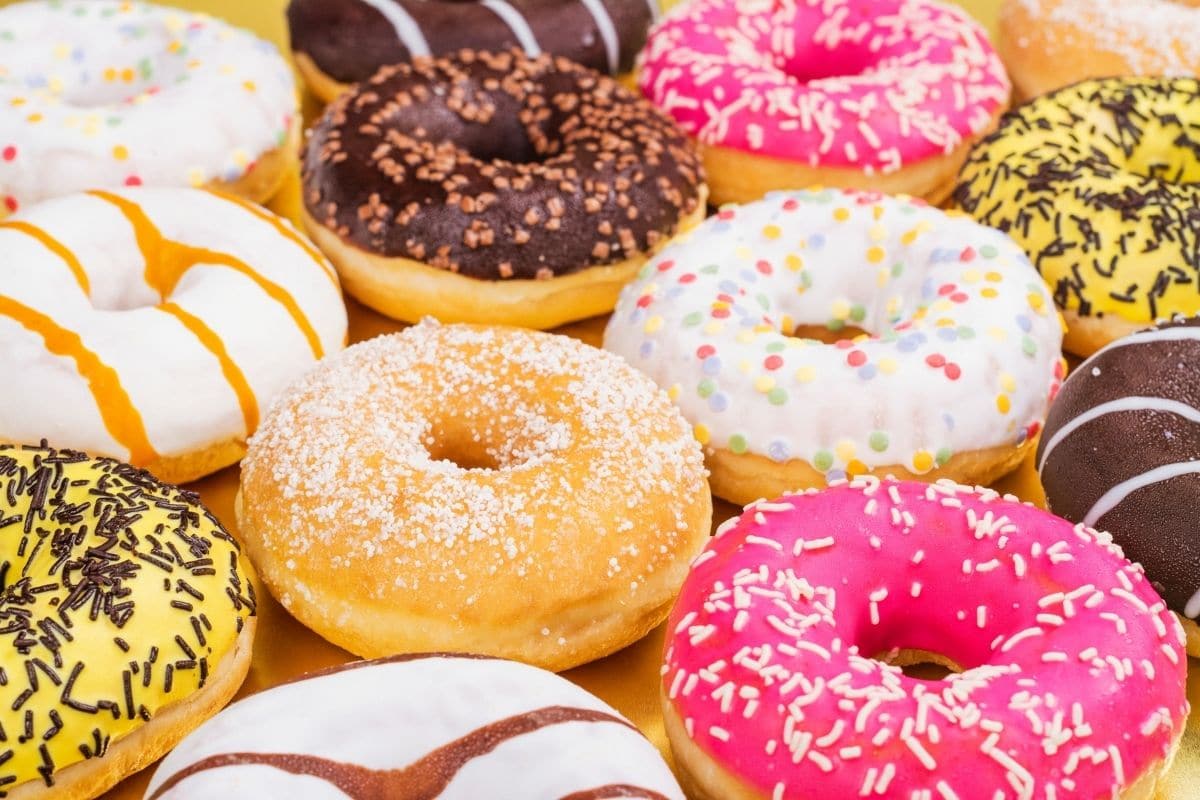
639;0;1010;204
662;478;1189;800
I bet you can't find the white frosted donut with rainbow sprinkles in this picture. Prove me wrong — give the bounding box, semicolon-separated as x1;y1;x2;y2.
638;0;1010;205
603;189;1064;506
0;0;298;214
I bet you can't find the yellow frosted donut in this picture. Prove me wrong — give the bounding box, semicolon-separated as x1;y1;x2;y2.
0;442;256;799
954;77;1200;356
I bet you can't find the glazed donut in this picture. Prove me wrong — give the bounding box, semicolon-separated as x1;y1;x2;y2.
287;0;658;103
0;0;299;214
603;189;1063;506
999;0;1200;100
662;477;1189;800
638;0;1010;207
1038;315;1200;658
0;442;256;799
0;188;348;485
145;653;684;799
237;321;711;671
955;77;1200;356
300;49;705;329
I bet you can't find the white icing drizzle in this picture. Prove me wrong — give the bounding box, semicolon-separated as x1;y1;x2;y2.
578;0;621;74
359;0;431;57
1095;326;1200;356
642;0;660;20
479;0;542;55
1084;461;1200;528
1184;588;1200;619
1038;397;1200;472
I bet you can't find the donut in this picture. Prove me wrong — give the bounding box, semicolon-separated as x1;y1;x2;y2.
287;0;659;103
662;477;1189;800
1037;315;1200;658
0;442;256;799
144;653;684;799
300;49;705;330
237;321;712;671
0;188;348;485
999;0;1200;100
954;77;1200;357
603;188;1064;506
0;0;299;214
637;0;1010;207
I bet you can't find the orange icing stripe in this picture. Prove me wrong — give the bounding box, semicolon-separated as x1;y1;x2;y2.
206;189;340;288
158;302;259;437
0;221;90;296
89;190;325;359
0;295;157;464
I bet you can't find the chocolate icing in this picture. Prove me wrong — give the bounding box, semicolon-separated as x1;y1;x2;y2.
147;705;663;799
301;49;704;281
287;0;653;84
1037;315;1200;618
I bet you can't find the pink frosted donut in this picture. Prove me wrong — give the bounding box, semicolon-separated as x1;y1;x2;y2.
639;0;1011;205
662;478;1189;800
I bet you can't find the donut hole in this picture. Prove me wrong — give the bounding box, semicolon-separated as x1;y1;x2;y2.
786;323;871;344
381;88;543;166
877;647;964;682
422;404;571;472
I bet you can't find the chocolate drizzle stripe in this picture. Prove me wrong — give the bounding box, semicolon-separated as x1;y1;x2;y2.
559;785;670;799
274;652;499;689
148;705;639;800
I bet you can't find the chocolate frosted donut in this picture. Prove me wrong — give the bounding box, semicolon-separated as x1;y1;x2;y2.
287;0;656;102
1037;314;1200;653
300;49;706;328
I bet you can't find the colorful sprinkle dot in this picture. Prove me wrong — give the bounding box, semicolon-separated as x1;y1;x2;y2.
813;450;834;471
729;434;748;454
869;431;889;452
996;394;1011;414
912;450;934;473
767;387;788;406
693;424;710;445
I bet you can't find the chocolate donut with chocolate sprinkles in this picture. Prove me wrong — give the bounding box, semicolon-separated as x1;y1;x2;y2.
300;48;706;329
1037;314;1200;656
287;0;658;103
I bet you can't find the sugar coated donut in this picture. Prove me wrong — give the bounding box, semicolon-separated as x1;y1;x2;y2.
145;653;684;799
604;189;1063;506
0;0;299;214
955;77;1200;357
0;188;348;485
0;442;256;799
288;0;659;103
638;0;1010;206
1038;315;1200;658
999;0;1200;100
301;49;705;329
662;477;1189;800
238;321;711;671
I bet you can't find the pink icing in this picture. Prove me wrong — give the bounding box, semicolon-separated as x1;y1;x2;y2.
639;0;1011;169
664;478;1189;799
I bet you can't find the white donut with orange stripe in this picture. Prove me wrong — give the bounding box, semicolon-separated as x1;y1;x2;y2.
0;187;347;484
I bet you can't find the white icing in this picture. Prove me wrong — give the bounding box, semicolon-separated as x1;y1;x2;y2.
0;0;298;209
479;0;542;55
0;188;347;462
578;0;621;74
145;656;685;799
1083;460;1200;528
359;0;431;57
1038;396;1200;472
603;189;1063;478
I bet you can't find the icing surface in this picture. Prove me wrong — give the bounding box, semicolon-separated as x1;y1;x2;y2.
604;189;1063;480
955;77;1200;328
0;442;255;794
0;0;297;212
0;188;347;466
664;478;1189;799
146;654;685;799
1038;315;1200;622
638;0;1009;168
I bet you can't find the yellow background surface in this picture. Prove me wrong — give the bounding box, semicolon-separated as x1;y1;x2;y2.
0;0;1196;796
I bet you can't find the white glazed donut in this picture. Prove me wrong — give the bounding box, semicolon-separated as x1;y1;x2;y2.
144;654;686;799
604;188;1065;505
0;0;299;214
0;187;348;485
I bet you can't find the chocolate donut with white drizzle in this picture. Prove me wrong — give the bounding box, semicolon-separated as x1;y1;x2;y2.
288;0;656;101
1037;314;1200;654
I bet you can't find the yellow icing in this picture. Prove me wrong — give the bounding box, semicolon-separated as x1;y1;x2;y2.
0;444;255;791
